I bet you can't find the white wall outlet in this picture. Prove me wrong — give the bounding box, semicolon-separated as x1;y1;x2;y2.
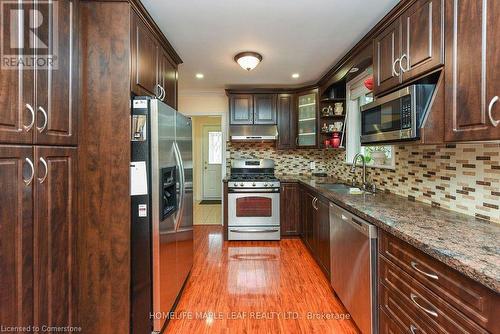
309;161;316;170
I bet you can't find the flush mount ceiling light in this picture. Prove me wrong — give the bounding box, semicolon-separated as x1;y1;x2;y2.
234;51;263;71
292;73;300;79
195;73;204;79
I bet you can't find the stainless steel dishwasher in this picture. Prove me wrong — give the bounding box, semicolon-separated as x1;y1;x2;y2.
329;202;377;334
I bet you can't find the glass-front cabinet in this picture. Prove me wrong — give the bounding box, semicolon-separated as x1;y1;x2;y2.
297;90;318;147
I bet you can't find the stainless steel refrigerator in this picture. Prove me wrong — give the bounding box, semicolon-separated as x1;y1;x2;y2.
130;97;193;334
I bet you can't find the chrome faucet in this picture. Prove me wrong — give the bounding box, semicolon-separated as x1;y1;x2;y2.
351;153;368;190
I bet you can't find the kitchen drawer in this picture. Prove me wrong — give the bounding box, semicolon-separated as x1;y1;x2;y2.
379;307;406;334
379;231;499;332
380;255;488;333
380;282;439;334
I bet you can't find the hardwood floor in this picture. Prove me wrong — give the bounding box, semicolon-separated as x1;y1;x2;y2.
165;226;360;333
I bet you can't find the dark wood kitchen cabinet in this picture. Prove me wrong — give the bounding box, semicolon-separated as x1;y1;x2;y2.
253;94;277;124
302;189;316;252
315;196;330;277
400;0;443;83
373;19;402;95
0;145;77;328
157;48;177;108
379;231;500;333
229;94;254;124
299;185;330;277
131;12;159;97
280;182;300;236
276;93;296;149
35;0;79;146
228;93;277;125
34;146;77;328
0;146;34;328
0;0;78;146
373;0;443;95
444;0;500;141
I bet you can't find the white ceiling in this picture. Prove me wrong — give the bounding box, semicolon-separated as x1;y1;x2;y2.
141;0;400;92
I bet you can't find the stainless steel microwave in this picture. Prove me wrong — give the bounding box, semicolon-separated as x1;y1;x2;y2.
360;84;435;144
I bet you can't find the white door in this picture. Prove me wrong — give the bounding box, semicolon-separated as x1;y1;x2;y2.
202;125;222;199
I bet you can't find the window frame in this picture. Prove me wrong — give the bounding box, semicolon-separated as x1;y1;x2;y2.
345;70;395;170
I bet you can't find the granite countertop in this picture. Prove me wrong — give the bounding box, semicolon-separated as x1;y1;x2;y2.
278;175;500;293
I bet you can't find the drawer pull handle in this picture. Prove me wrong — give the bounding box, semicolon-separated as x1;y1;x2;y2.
410;325;418;334
411;261;438;280
410;293;438;318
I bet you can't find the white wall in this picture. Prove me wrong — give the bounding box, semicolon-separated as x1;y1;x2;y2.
178;90;229;202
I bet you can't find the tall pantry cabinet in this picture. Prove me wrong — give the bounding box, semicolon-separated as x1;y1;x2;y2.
0;0;78;330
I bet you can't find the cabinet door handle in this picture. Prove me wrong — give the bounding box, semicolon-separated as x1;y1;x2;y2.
23;158;34;186
38;157;48;184
392;58;401;77
160;85;166;101
411;261;438;280
312;197;318;210
37;106;48;132
410;325;418;334
400;53;409;72
488;96;499;127
295;137;299;146
410;293;438;317
24;104;35;131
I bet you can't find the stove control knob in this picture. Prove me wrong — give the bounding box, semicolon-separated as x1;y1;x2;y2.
264;183;269;187
252;182;256;187
239;183;244;187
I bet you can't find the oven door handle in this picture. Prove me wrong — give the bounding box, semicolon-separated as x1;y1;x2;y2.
229;228;280;233
228;188;280;193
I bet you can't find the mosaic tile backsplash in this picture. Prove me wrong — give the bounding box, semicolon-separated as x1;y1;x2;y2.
227;142;500;224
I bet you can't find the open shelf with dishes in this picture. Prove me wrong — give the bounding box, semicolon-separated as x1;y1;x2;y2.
319;81;347;149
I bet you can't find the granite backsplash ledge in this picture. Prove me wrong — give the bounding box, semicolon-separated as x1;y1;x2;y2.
226;141;500;224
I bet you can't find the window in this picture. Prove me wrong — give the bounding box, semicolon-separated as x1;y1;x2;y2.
345;70;394;169
208;131;222;164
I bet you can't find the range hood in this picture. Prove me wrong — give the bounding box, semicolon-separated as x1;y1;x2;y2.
230;125;278;141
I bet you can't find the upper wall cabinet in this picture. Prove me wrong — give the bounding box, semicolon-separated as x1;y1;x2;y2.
0;0;78;146
131;13;158;97
228;93;277;125
296;89;318;148
276;93;296;149
157;49;177;108
374;0;443;96
254;94;277;124
373;19;402;94
444;0;500;141
229;94;254;124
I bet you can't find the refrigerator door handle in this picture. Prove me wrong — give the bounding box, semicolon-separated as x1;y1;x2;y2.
173;142;185;230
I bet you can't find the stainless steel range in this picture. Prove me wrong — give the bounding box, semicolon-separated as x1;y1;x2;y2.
227;159;280;241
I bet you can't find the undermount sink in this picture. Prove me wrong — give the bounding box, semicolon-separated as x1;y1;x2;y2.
318;183;367;195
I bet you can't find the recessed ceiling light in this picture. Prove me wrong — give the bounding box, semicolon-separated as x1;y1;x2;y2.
292;73;300;79
349;67;359;73
195;73;204;79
